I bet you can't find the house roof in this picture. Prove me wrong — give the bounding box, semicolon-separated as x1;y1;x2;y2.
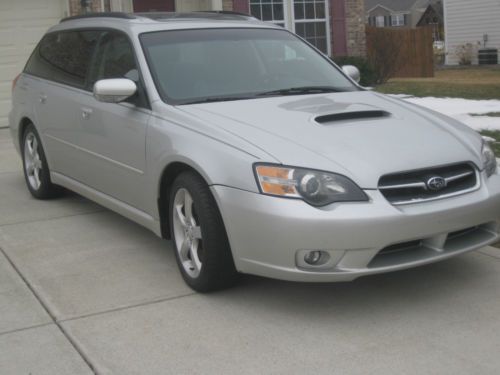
365;0;429;13
416;2;444;25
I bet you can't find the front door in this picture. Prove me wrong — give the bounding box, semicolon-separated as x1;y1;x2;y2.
75;30;151;211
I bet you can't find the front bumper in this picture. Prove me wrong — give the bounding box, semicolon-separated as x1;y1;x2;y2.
211;172;500;282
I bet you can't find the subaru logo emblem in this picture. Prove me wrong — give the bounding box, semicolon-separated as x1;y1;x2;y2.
426;176;447;191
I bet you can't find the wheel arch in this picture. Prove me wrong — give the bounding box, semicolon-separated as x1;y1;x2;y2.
157;161;210;239
18;117;35;148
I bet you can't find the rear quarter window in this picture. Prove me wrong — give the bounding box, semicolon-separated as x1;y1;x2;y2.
25;30;100;88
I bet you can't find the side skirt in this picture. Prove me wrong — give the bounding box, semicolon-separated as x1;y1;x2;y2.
51;172;162;237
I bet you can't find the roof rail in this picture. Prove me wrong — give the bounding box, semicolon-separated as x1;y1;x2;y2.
201;10;256;18
136;11;257;21
60;12;136;23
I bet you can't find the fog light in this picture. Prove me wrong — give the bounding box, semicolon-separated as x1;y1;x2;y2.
304;250;323;265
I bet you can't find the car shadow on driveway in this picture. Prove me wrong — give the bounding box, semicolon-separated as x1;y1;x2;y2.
221;252;499;322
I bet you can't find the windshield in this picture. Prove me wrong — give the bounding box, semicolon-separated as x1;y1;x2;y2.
140;28;359;105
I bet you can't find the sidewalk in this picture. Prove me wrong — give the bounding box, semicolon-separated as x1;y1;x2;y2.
1;128;500;374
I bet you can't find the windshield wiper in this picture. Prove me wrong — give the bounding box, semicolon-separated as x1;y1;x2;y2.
181;96;256;105
257;86;341;97
180;86;342;104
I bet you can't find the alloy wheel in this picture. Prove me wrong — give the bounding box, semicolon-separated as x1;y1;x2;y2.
23;132;43;191
172;188;203;278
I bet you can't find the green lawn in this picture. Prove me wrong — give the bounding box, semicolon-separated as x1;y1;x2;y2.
375;67;500;100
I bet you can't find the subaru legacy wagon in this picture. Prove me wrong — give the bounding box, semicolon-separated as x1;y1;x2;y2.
9;12;500;292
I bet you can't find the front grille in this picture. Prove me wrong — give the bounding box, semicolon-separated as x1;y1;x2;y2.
378;163;479;205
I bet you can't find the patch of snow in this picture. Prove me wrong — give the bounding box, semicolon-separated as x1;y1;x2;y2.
398;96;500;131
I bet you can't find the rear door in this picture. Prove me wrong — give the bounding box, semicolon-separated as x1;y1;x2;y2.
24;30;100;174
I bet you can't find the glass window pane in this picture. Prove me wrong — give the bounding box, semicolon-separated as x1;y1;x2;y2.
295;23;305;37
294;3;304;19
316;21;326;36
305;22;315;37
305;3;315;19
250;4;261;19
273;4;284;20
262;4;272;21
315;3;325;19
316;37;327;53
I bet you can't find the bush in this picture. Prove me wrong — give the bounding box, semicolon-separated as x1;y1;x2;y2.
455;43;475;65
332;56;379;86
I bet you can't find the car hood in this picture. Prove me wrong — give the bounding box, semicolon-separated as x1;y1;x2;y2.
178;91;483;188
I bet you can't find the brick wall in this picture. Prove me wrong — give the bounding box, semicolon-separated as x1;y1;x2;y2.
345;0;366;56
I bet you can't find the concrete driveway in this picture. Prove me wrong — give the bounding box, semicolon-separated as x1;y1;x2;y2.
1;128;500;375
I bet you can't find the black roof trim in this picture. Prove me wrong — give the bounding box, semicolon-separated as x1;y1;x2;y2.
60;12;136;23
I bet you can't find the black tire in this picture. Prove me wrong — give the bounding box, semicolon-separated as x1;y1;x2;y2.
21;124;62;199
169;171;238;292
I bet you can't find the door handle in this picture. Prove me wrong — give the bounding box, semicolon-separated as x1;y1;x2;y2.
81;107;93;119
39;94;47;104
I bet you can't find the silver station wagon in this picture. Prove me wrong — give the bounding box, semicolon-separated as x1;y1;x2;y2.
9;12;500;292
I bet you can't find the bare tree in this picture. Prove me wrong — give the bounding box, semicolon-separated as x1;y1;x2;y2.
366;26;406;84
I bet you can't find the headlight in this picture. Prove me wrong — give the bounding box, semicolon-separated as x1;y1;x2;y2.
482;140;497;177
253;164;368;206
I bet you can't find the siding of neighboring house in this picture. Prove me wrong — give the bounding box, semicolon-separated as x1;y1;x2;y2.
365;0;428;28
367;5;410;27
444;0;500;65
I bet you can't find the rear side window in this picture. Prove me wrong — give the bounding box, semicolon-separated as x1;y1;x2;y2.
25;30;100;88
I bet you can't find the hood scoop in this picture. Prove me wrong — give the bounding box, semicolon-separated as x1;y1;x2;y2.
315;110;390;124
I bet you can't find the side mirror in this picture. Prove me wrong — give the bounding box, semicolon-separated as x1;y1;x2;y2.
341;65;361;84
93;78;137;103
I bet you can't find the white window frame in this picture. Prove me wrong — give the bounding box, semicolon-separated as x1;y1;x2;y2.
375;15;385;27
249;1;331;56
391;13;405;27
291;0;331;56
248;1;289;27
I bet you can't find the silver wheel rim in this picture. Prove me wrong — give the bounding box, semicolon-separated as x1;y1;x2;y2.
23;132;42;191
172;188;203;278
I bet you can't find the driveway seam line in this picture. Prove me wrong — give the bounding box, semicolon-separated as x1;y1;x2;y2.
0;209;106;228
0;245;98;374
478;250;500;261
0;322;53;337
59;292;197;323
